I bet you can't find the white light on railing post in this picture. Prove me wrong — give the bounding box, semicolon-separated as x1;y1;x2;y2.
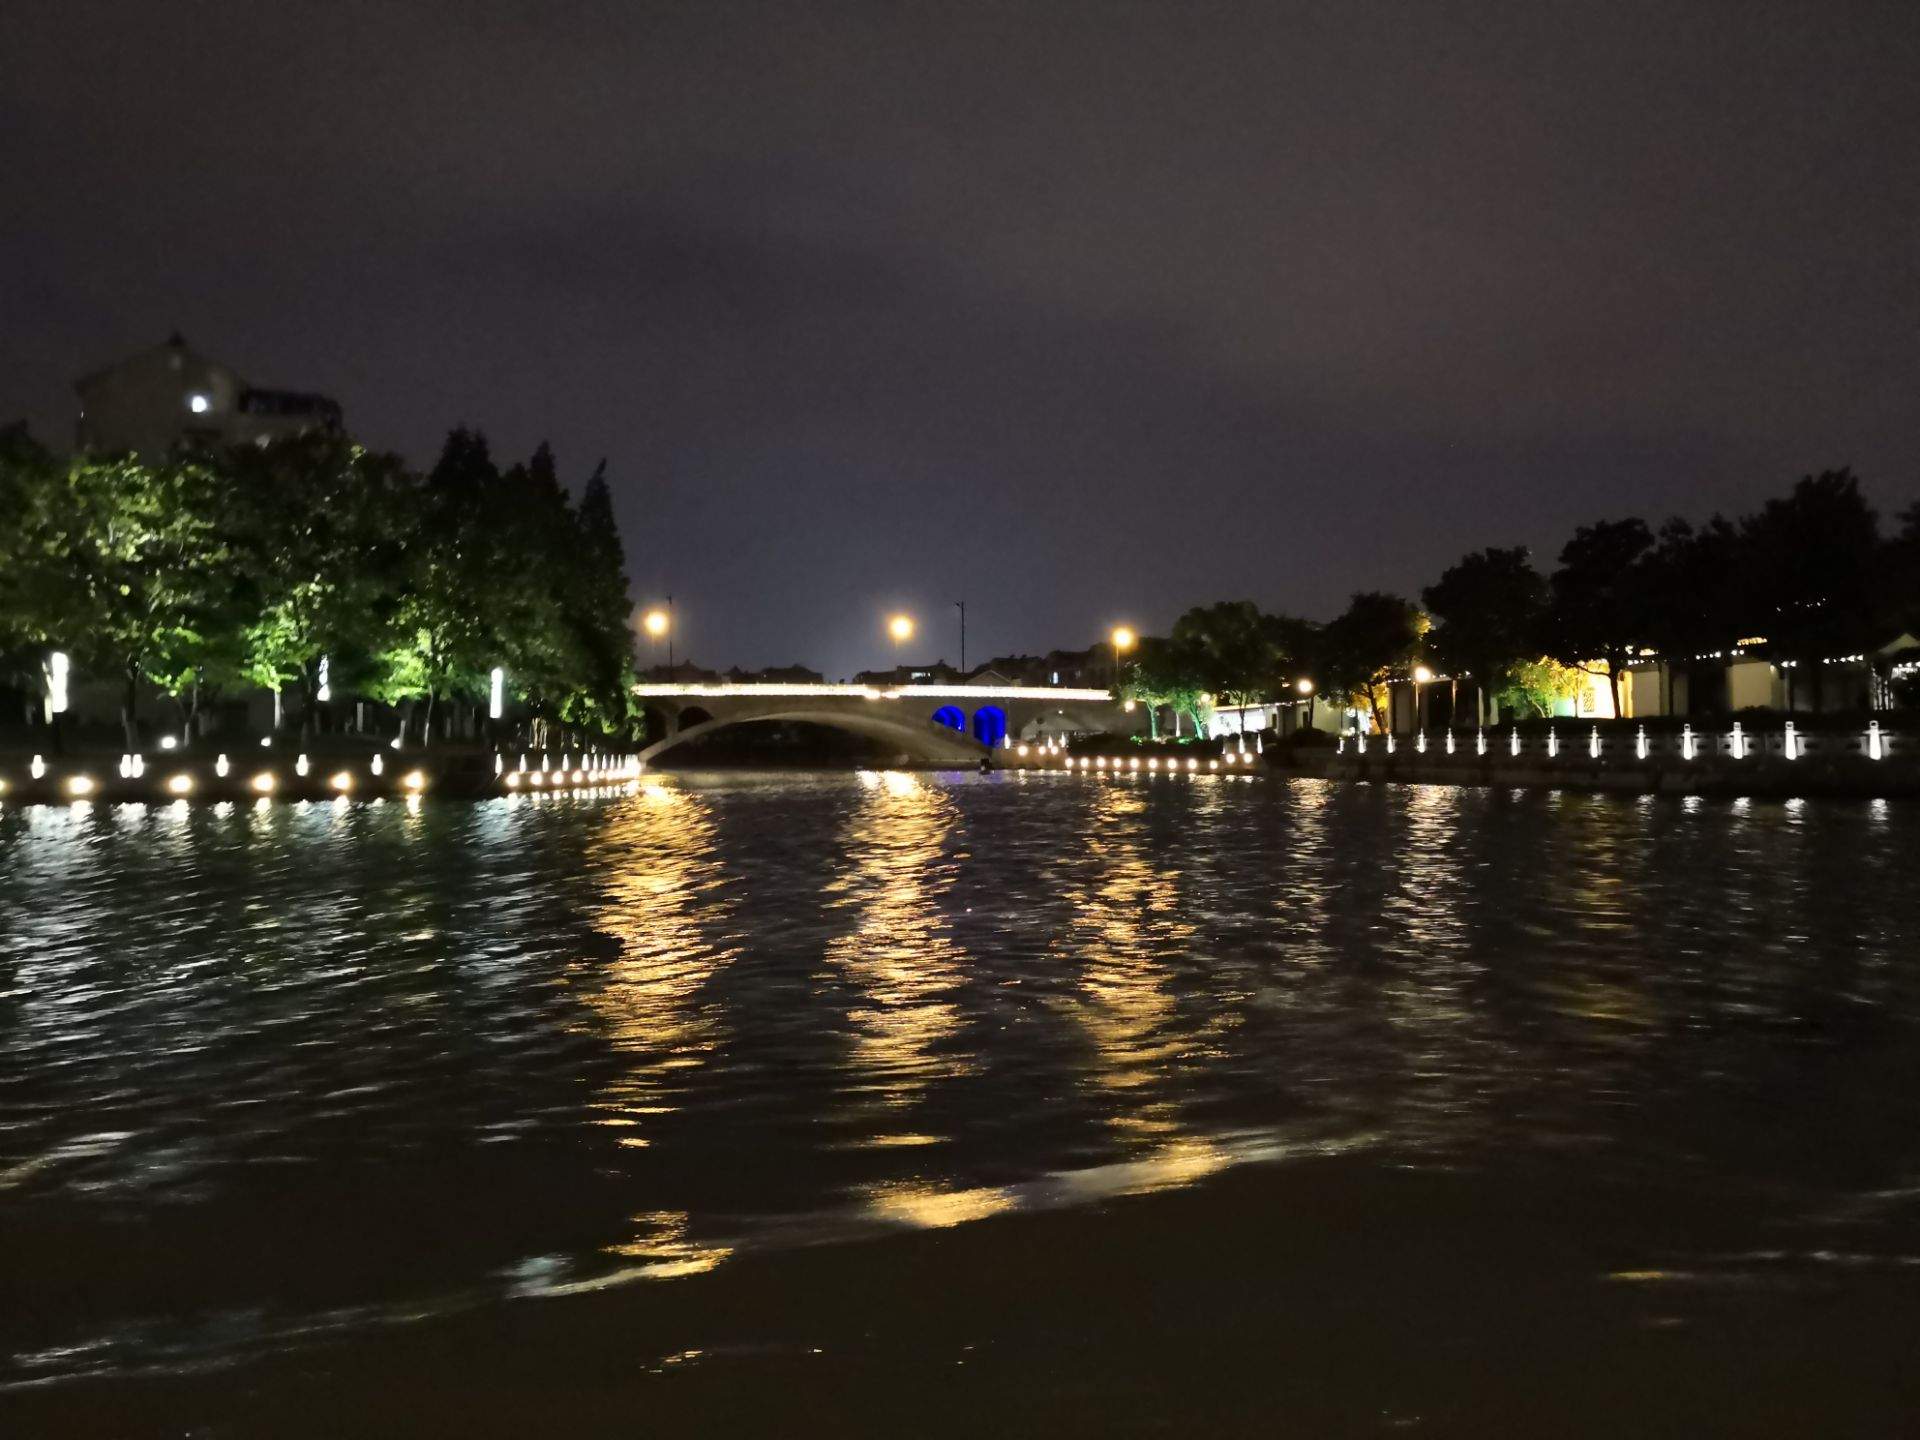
1547;728;1558;758
1446;731;1455;755
1589;726;1600;760
1415;730;1426;754
1731;722;1746;759
1476;728;1486;756
1868;721;1883;761
1386;733;1396;754
1682;725;1695;761
489;667;504;721
1509;729;1520;757
1636;725;1648;761
317;656;331;703
1784;721;1798;760
1357;732;1367;755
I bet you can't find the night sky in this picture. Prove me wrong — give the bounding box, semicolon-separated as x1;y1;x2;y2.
6;3;1918;679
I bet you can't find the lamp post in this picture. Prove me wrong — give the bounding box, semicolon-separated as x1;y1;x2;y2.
1296;676;1315;732
1412;664;1434;736
642;605;672;674
955;600;966;674
888;614;914;678
1110;626;1135;688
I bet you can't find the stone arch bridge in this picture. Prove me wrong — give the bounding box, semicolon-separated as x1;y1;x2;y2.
634;683;1130;767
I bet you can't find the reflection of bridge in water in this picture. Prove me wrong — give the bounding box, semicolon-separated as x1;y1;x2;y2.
633;683;1131;766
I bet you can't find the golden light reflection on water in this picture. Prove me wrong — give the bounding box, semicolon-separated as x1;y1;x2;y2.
578;779;737;1139
1059;786;1198;1140
824;772;972;1114
601;1209;733;1277
864;1180;1016;1229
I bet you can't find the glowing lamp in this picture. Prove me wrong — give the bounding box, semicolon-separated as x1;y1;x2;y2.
47;652;70;715
329;771;354;792
1110;626;1135;651
1413;665;1435;684
489;666;504;720
65;775;94;797
888;614;914;643
251;772;276;794
402;770;427;792
642;609;669;638
167;774;193;796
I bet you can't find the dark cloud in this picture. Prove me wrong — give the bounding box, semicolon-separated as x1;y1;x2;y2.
4;1;1917;676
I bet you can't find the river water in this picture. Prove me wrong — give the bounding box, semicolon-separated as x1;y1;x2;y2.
4;772;1919;1435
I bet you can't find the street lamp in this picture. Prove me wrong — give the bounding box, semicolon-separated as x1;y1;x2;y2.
642;602;674;671
1412;664;1434;735
1110;624;1135;683
889;614;914;644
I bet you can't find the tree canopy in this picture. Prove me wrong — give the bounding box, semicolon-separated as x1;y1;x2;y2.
0;425;641;744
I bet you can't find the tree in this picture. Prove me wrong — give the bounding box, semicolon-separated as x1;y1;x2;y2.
1121;635;1211;739
1170;601;1276;726
10;453;233;747
1639;515;1743;715
559;460;641;735
1318;592;1424;733
1738;470;1882;711
1421;547;1546;724
373;429;508;742
1495;657;1588;719
228;433;407;741
1544;519;1654;719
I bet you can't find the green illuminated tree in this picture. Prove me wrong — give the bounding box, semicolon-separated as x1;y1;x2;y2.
228;433;409;741
1121;634;1211;739
11;452;233;747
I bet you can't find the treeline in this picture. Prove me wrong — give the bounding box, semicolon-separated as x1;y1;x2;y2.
0;423;639;746
1124;470;1920;732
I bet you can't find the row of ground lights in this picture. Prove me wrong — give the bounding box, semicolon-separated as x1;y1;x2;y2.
1035;752;1260;773
502;754;640;788
1339;721;1894;761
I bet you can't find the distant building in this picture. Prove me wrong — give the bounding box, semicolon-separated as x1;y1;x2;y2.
638;660;724;685
724;664;826;685
852;661;967;687
75;333;343;457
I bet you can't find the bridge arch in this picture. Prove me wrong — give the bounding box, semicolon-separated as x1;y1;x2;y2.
931;705;965;731
971;705;1008;748
638;707;988;769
